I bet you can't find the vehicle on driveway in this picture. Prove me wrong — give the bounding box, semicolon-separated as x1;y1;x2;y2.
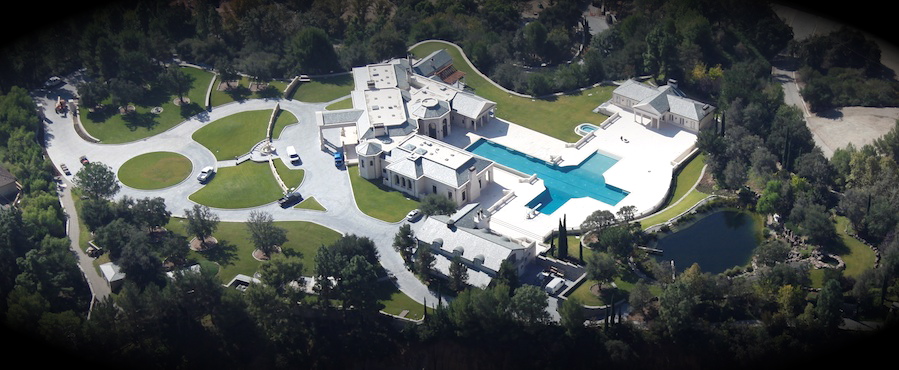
278;191;302;208
43;76;64;90
197;166;215;183
286;146;299;163
334;151;344;167
406;209;422;222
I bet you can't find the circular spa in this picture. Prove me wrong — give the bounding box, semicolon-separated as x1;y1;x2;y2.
575;123;600;136
652;209;763;274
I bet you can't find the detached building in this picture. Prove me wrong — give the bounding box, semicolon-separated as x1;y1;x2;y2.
0;166;20;205
316;52;497;207
414;203;537;288
412;49;466;85
610;79;715;133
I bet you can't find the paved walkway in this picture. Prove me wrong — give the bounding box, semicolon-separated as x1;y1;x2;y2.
37;82;441;309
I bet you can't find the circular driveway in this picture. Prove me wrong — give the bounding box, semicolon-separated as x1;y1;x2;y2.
38;82;440;308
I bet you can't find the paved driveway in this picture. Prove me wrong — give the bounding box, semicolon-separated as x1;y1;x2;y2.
37;82;440;308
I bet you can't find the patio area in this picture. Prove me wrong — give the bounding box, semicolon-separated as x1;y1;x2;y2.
444;105;698;245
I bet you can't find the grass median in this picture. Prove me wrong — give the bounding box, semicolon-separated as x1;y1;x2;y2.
192;110;273;160
117;151;193;190
188;162;283;209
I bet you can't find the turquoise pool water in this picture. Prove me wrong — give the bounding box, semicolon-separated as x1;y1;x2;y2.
465;138;628;213
578;123;598;133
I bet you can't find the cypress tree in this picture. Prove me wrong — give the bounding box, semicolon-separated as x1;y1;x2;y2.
558;218;568;260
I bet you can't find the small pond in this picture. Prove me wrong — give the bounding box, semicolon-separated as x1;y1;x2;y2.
653;209;762;275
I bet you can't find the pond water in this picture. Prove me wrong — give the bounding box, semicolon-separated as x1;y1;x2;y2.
653;210;761;275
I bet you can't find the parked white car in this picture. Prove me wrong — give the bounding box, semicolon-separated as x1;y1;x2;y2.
197;166;215;183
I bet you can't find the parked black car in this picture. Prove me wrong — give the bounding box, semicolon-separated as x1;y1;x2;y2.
278;191;302;207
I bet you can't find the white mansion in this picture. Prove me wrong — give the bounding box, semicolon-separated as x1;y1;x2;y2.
610;79;715;133
316;51;497;206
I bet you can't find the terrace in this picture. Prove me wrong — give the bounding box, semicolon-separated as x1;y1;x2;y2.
441;103;698;245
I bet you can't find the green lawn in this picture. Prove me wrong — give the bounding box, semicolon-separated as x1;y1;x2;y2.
667;153;706;209
567;269;662;307
188;162;284;209
635;153;708;230
347;164;419;222
210;76;288;107
832;216;877;279
375;280;429;320
117;151;193;190
548;234;594;264
568;279;605;306
80;67;214;143
290;74;354;103
639;189;711;230
70;188;92;251
274;159;305;189
295;196;326;211
192;110;272;160
325;97;354;111
167;218;342;282
271;110;299;139
410;42;612;143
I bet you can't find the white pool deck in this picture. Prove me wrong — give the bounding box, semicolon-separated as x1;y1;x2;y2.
444;104;697;246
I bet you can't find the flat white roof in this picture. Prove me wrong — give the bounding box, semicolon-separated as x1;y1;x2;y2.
398;134;474;170
356;64;401;89
363;89;407;127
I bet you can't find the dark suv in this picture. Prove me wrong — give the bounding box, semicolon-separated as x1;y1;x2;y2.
278;191;302;207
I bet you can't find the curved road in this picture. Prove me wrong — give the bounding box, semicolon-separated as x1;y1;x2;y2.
38;81;440;309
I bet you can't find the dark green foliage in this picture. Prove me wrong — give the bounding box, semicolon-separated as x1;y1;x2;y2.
392;223;415;266
183;204;219;248
2;1;898;369
73;162;121;200
419;193;457;216
245;210;288;258
286;27;340;75
490;259;520;291
313;235;381;313
448;254;468;292
557;217;568;260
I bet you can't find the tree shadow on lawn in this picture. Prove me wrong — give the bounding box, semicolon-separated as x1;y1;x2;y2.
256;85;282;99
179;101;206;119
122;111;161;132
199;239;239;267
226;85;252;102
84;105;117;123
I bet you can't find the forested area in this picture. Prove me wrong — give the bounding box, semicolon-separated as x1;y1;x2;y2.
794;27;899;112
1;0;898;368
